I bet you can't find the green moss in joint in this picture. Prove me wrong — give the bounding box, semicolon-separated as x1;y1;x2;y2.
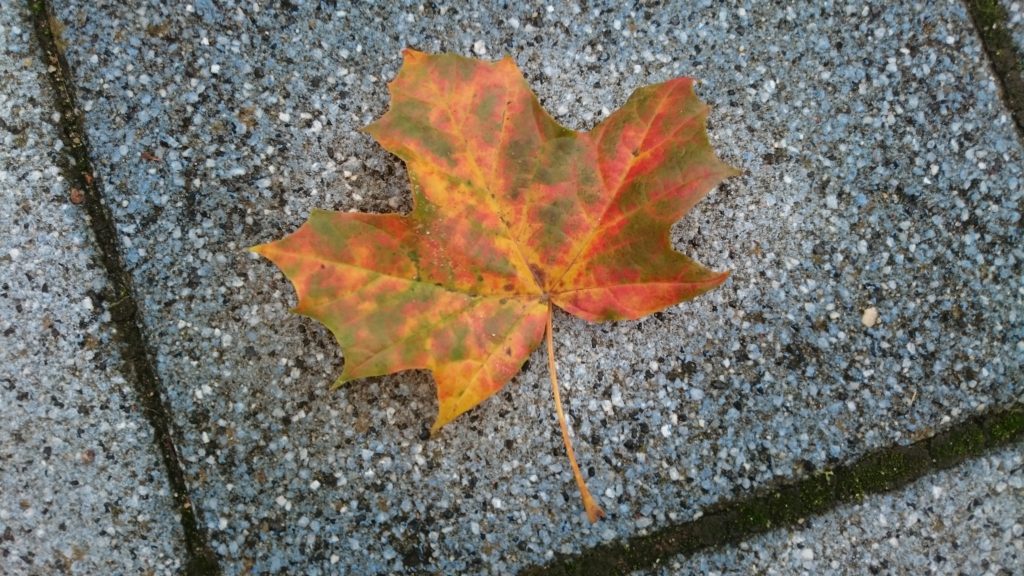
985;409;1024;444
834;446;928;503
929;423;985;468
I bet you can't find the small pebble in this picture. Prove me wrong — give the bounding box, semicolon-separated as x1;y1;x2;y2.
861;307;879;327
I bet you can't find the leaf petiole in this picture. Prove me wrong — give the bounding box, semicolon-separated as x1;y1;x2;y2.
545;301;605;523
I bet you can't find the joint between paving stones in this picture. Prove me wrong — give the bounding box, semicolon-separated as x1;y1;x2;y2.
521;405;1024;576
965;0;1024;139
25;1;221;574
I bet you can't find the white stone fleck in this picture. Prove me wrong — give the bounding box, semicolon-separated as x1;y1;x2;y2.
861;307;879;327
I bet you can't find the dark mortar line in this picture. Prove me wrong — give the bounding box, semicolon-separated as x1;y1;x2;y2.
520;406;1024;575
26;2;221;574
965;0;1024;139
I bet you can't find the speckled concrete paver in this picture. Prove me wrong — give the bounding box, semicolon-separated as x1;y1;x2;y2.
48;0;1024;573
1002;0;1024;48
651;446;1024;575
0;3;184;574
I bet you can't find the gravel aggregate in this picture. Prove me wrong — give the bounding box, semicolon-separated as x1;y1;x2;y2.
651;446;1024;575
0;3;184;574
1002;0;1024;49
49;0;1024;573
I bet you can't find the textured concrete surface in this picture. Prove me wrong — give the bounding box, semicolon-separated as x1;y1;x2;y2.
47;0;1024;573
0;3;185;574
654;446;1024;575
1002;0;1024;48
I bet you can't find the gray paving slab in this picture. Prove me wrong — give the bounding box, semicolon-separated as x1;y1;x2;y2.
648;445;1024;575
1002;0;1024;48
51;0;1023;573
0;2;185;574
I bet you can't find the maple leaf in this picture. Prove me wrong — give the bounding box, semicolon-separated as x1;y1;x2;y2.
253;49;739;521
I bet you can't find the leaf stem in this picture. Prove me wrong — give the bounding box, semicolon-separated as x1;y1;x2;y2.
545;301;605;523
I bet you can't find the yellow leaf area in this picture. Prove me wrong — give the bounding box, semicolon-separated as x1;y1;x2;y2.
253;49;738;521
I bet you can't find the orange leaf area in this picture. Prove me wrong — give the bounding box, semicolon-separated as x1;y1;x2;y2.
253;49;738;520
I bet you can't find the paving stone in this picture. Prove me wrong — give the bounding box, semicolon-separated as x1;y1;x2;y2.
651;446;1024;575
1001;0;1024;49
0;3;184;574
51;0;1023;573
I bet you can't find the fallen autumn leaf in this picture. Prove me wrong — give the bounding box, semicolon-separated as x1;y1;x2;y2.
252;49;739;521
